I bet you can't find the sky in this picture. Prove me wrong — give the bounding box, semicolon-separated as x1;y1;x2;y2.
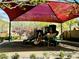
0;0;2;2
0;0;79;22
0;8;9;22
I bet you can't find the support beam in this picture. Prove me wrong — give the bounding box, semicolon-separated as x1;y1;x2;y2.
9;21;11;42
69;21;72;40
60;23;63;40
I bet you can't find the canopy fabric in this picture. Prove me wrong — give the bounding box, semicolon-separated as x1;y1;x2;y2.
15;1;79;23
15;3;59;22
2;2;35;20
48;2;79;22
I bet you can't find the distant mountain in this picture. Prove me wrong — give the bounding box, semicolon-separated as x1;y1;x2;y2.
0;19;8;24
0;19;9;32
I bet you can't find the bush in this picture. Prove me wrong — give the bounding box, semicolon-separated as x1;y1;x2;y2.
0;54;8;59
59;51;64;59
11;36;20;40
30;54;36;59
0;36;20;41
0;39;4;43
11;53;19;59
0;37;9;41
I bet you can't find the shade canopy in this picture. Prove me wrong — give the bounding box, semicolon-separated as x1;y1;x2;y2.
15;1;79;23
2;2;35;20
48;2;79;23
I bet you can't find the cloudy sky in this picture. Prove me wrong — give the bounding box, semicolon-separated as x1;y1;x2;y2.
0;0;79;22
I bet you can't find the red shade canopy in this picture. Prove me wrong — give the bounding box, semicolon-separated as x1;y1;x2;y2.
2;2;35;21
48;2;79;22
15;1;79;23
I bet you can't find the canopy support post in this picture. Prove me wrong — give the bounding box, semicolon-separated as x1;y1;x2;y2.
60;23;63;40
69;21;72;40
9;21;11;42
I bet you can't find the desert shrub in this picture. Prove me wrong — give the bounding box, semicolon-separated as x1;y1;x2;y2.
0;54;8;59
30;54;36;59
11;53;19;59
59;51;64;59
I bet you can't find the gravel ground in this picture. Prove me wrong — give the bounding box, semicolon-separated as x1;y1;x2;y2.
0;40;79;59
0;51;79;59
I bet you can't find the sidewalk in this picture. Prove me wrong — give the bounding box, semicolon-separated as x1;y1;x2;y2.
60;40;79;47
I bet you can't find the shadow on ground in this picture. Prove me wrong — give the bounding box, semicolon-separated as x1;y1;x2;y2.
0;41;77;52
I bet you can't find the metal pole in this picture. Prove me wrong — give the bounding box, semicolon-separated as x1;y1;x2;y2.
9;21;11;42
60;23;63;40
69;21;72;40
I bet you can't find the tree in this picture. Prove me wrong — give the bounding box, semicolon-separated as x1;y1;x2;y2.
74;0;79;4
29;0;47;5
63;0;79;4
62;19;77;30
